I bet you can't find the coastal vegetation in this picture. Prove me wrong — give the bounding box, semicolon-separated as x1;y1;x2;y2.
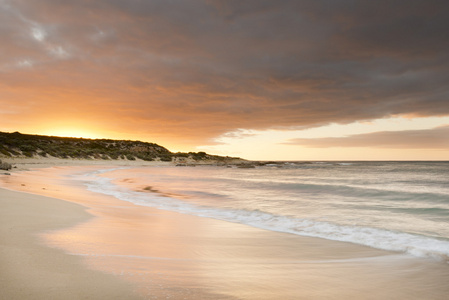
0;131;240;164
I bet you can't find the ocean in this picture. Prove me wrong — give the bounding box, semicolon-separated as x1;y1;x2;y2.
81;161;449;262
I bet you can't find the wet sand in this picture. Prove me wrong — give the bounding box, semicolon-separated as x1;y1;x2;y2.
1;164;449;299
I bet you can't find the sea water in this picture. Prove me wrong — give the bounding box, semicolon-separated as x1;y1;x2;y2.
80;161;449;262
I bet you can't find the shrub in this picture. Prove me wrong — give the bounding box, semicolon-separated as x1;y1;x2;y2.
23;151;34;157
174;152;189;157
0;147;11;156
18;144;37;153
159;154;173;162
126;154;136;160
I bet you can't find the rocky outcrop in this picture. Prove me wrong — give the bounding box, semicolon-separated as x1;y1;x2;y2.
0;159;12;170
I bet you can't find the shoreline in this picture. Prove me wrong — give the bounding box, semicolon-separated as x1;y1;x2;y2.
2;163;449;299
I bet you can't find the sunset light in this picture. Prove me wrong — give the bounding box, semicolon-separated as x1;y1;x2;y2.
1;0;448;160
1;2;449;299
39;128;102;140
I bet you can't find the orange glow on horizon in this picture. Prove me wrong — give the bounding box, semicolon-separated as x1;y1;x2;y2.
39;127;107;140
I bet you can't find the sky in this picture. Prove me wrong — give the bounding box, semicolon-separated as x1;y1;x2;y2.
1;0;449;160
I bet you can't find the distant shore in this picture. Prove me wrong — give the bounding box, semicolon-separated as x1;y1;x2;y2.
1;157;172;171
0;156;250;172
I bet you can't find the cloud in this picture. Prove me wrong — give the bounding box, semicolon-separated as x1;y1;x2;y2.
286;125;449;149
31;26;46;41
1;0;449;146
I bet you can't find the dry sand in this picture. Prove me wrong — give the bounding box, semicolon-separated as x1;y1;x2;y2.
3;156;175;171
0;187;142;299
2;155;243;172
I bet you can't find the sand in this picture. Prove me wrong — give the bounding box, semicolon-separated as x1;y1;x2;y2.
1;159;449;299
0;158;154;299
3;156;175;171
0;187;142;299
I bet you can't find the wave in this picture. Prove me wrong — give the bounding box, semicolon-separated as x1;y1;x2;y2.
85;171;449;262
229;177;449;206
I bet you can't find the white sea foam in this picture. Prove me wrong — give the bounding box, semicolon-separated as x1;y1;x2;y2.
84;170;449;262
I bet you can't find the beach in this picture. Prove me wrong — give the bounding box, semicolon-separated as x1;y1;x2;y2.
1;159;449;299
0;183;142;299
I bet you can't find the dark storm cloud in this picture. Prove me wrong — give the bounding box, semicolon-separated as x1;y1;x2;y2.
1;0;449;144
286;125;449;149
